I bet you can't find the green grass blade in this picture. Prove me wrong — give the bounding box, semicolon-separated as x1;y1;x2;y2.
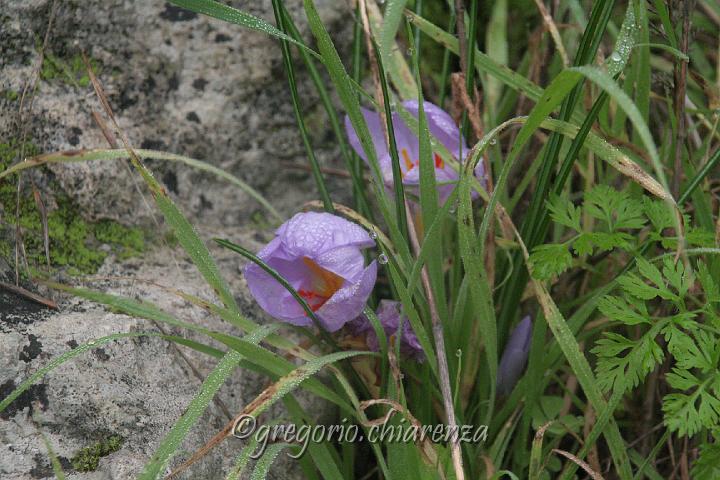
373;38;409;241
1;148;281;221
278;4;372;218
302;0;412;271
497;0;616;331
167;0;319;58
272;0;333;212
44;282;352;411
32;411;67;480
250;443;292;480
405;11;545;110
0;332;161;415
139;325;278;479
225;428;261;480
485;0;508;112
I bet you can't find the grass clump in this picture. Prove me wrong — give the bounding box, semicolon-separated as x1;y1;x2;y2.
70;435;123;472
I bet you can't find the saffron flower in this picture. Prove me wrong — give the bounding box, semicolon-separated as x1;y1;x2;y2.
244;212;377;332
344;100;485;201
351;300;424;361
496;315;533;396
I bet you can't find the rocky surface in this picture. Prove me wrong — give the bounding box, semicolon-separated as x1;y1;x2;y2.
1;0;354;226
1;0;355;478
1;235;336;479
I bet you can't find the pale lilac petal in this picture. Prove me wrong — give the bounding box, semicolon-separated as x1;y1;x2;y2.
496;315;533;395
402;100;468;160
344;108;387;162
316;261;378;332
314;245;366;282
244;212;377;330
364;300;424;361
244;254;309;325
278;212;374;259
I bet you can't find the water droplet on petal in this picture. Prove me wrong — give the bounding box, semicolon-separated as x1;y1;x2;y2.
610;52;622;62
369;229;378;240
378;253;389;264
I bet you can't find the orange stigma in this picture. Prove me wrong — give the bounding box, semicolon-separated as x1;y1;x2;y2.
401;148;415;172
298;257;344;312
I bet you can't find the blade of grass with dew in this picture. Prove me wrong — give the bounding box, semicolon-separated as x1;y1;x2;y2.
33;411;66;480
557;387;626;480
383;248;439;376
250;443;293;480
405;11;547;113
283;395;376;480
379;0;409;88
373;37;409;241
169;350;366;479
410;30;448;323
225;425;261;480
42;282;352;410
272;0;333;212
278;3;372;218
456;142;498;425
167;0;318;58
526;0;643;275
302;0;413;272
118;146;250;321
2;148;281;222
138;325;278;479
0;332;163;415
485;0;508;113
528;267;632;479
461;0;480;138
437;3;456;108
367;0;417;100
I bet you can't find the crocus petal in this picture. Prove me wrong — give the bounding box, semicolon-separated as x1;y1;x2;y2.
313;245;367;282
316;261;378;332
277;212;374;259
344;108;387;162
244;212;377;331
496;315;533;396
402;100;468;160
363;300;425;361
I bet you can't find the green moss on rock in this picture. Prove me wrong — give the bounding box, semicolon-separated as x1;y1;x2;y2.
40;52;101;88
71;435;123;472
0;140;145;274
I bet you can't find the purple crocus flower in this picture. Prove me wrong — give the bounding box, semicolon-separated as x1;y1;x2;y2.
351;300;424;361
344;100;485;202
496;315;533;396
244;212;377;332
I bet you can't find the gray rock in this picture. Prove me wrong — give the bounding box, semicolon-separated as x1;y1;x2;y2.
1;0;355;227
0;232;336;479
1;0;355;478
